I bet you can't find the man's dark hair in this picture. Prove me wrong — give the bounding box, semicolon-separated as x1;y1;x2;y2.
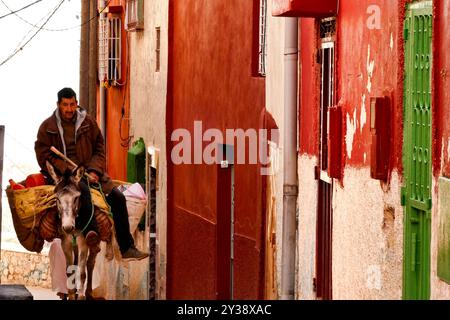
57;87;77;103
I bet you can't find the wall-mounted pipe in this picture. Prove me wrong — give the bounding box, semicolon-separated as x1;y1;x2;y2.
280;17;299;300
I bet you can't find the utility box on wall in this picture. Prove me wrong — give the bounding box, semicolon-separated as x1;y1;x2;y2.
272;0;338;17
370;97;391;181
327;105;342;179
127;138;146;184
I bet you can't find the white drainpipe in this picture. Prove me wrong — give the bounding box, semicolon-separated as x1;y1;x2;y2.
280;17;299;300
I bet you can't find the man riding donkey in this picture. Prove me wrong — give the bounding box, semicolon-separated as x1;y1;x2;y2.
35;87;149;298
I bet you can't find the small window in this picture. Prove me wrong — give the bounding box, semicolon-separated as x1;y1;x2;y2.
108;16;122;85
126;0;144;31
155;27;161;72
258;0;268;76
98;15;109;82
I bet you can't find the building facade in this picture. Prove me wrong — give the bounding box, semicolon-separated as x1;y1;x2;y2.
98;0;450;300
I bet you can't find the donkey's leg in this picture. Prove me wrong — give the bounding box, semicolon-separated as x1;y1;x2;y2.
61;235;77;300
76;235;89;300
105;232;114;261
85;245;100;299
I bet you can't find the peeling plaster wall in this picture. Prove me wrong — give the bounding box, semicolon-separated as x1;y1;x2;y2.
129;0;169;299
337;0;404;169
296;0;409;299
435;0;450;177
280;0;450;300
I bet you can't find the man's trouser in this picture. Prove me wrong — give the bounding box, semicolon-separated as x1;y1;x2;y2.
78;181;135;254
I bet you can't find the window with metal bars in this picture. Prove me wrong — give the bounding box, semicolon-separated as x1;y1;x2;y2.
258;0;267;76
98;15;122;84
320;17;336;40
108;16;122;84
318;18;336;174
98;16;109;82
126;0;144;31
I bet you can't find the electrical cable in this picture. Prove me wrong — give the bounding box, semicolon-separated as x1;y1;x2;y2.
0;0;65;67
0;0;42;20
0;0;111;32
119;31;133;148
5;131;36;155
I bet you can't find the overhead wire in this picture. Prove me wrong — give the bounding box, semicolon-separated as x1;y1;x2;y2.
4;154;31;176
0;0;42;20
5;131;36;156
0;0;111;32
0;0;66;67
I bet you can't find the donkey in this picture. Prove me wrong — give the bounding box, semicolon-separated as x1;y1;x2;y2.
46;161;100;300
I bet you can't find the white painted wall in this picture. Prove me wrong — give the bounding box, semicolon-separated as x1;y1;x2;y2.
332;169;403;299
128;0;169;300
296;155;318;300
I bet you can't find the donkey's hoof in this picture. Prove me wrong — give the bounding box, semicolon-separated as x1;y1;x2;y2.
68;293;77;300
57;292;68;300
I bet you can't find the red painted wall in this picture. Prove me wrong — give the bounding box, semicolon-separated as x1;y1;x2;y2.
167;0;266;299
299;0;450;183
436;0;450;178
97;0;129;181
299;18;320;156
299;0;407;180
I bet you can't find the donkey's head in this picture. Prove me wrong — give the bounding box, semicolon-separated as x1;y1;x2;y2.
46;161;84;234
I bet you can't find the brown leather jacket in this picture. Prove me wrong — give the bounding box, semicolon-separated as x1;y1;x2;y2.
35;108;114;194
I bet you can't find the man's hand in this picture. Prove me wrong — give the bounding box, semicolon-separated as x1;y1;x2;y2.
88;171;100;184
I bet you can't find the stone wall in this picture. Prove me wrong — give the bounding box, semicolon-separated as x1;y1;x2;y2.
0;250;51;289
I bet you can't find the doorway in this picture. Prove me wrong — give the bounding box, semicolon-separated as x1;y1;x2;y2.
316;17;336;300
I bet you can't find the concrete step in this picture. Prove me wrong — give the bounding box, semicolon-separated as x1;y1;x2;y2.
0;285;33;300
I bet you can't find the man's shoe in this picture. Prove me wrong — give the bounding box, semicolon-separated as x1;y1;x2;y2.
121;246;149;261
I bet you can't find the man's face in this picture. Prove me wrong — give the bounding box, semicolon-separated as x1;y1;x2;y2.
58;97;77;121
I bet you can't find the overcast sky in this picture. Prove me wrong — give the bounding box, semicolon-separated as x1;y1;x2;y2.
0;0;81;181
0;0;81;240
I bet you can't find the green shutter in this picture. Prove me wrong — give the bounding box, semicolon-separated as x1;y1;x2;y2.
402;1;433;300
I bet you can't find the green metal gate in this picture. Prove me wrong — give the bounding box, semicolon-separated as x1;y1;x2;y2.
401;1;433;300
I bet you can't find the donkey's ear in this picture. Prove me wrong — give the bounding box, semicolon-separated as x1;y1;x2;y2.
46;161;60;185
73;166;85;184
